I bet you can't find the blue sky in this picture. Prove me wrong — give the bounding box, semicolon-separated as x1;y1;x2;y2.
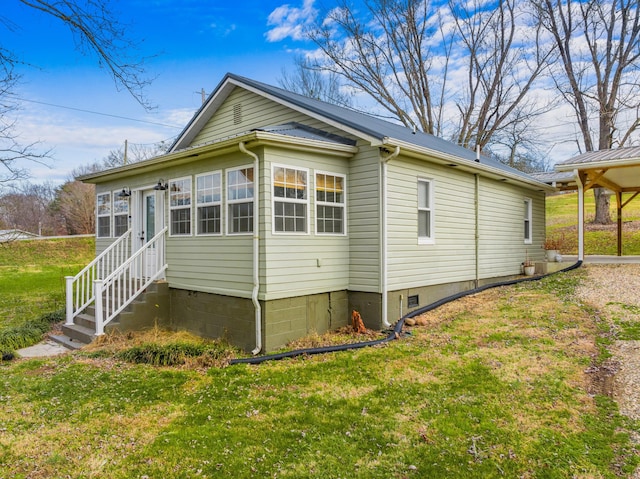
4;0;320;184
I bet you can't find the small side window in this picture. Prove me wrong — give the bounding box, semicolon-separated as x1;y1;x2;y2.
97;193;111;238
524;198;532;244
418;179;434;244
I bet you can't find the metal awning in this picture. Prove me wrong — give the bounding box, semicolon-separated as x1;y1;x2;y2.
538;147;640;259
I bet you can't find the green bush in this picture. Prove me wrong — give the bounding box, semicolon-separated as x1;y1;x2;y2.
0;309;64;360
116;341;231;367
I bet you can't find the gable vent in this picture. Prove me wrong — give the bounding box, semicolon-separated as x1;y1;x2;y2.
233;103;243;125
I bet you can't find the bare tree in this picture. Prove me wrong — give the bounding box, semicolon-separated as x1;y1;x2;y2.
279;55;354;106
16;0;153;109
450;0;554;151
0;182;63;235
102;140;170;169
535;0;640;223
307;0;551;157
51;180;95;235
308;0;450;134
0;0;154;189
0;61;51;185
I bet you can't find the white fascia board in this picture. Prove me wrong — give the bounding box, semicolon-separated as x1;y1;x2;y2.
170;80;237;152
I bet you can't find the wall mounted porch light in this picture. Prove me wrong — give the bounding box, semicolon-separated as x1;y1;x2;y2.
154;180;168;191
118;187;131;197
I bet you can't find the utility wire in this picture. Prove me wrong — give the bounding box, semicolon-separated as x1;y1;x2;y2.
8;95;184;129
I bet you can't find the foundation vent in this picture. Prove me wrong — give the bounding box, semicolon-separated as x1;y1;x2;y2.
408;295;419;308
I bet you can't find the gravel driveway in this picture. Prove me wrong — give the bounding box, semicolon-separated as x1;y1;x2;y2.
574;264;640;420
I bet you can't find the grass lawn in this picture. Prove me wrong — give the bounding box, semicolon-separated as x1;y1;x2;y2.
0;238;94;354
1;267;639;478
546;191;640;255
1;206;640;478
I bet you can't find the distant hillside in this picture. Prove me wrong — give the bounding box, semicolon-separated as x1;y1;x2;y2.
546;192;640;255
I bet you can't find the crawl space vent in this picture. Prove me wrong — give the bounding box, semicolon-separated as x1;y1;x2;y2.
408;295;419;308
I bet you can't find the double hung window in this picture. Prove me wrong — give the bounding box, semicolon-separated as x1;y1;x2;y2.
273;166;308;233
524;198;532;244
169;177;192;236
97;193;111;238
196;172;222;235
418;179;434;244
227;167;254;234
113;193;129;237
316;172;345;234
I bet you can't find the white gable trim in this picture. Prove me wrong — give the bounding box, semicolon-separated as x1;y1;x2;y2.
170;75;382;153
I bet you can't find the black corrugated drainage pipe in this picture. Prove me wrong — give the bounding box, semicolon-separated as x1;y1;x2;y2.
229;260;583;366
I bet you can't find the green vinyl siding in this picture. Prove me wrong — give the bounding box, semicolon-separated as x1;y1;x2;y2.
478;181;545;276
347;144;381;292
386;158;476;290
191;87;350;146
261;147;350;300
385;157;546;290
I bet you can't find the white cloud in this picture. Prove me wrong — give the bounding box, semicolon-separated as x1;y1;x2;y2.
266;0;318;42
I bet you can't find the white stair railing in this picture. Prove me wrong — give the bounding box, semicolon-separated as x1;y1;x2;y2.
93;227;168;335
65;230;132;325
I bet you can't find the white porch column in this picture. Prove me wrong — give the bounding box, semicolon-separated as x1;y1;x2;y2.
574;169;585;261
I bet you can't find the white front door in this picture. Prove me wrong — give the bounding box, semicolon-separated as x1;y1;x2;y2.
136;189;164;279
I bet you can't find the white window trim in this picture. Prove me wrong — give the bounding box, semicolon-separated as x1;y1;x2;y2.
315;170;347;236
271;163;310;236
195;171;223;236
96;192;111;238
227;165;254;236
169;176;192;237
524;197;533;244
112;191;129;237
418;178;435;245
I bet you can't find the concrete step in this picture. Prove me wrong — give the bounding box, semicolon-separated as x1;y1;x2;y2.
49;333;87;350
75;312;96;329
62;323;95;344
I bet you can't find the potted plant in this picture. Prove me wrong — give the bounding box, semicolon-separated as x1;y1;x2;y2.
543;236;564;262
523;250;535;276
523;258;535;276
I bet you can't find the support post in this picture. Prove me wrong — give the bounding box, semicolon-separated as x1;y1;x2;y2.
575;169;585;261
94;279;105;336
65;276;74;325
616;191;622;256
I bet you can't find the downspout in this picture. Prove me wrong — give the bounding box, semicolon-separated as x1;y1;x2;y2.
475;173;480;288
574;169;585;262
380;146;400;328
239;141;262;355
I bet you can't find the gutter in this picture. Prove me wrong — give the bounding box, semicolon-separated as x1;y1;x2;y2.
239;141;262;355
380;146;400;328
382;138;554;192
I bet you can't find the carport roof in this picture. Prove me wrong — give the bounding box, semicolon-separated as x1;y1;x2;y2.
554;146;640;193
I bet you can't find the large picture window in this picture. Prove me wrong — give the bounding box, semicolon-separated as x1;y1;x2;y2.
97;193;111;238
273;165;308;233
418;179;434;244
524;198;532;244
227;167;254;234
113;192;129;237
316;172;345;234
169;177;192;236
196;172;222;235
